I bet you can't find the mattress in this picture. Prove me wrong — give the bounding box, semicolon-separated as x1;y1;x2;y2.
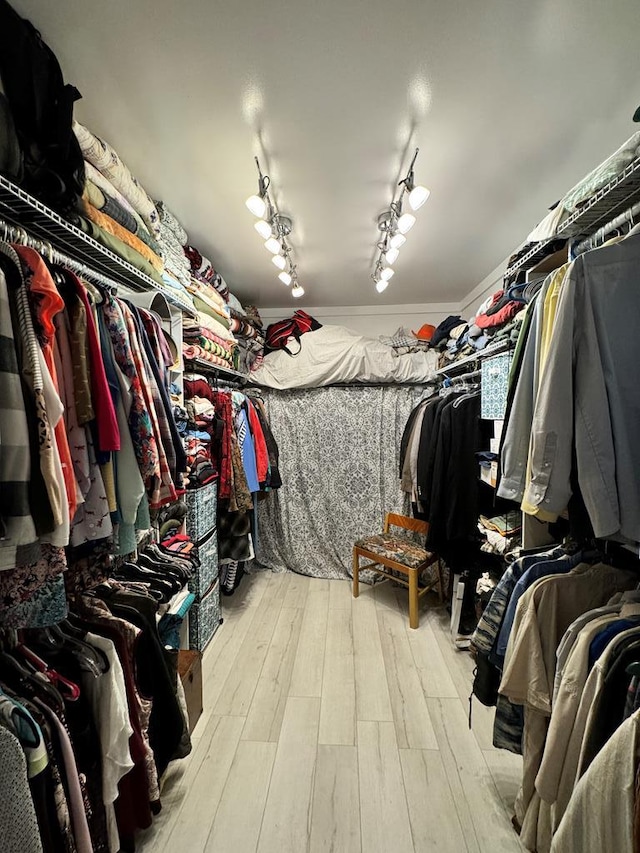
252;324;438;389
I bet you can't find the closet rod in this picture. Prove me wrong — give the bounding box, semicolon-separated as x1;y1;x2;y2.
573;199;640;256
0;215;144;298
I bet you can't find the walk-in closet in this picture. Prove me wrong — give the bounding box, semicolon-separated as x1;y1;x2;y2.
1;1;640;851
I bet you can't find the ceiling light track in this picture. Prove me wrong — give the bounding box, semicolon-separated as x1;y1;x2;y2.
246;156;304;298
371;147;430;294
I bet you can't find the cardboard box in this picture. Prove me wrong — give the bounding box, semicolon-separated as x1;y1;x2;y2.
178;649;203;735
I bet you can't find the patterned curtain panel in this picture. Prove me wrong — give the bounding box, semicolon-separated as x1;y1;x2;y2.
256;384;430;579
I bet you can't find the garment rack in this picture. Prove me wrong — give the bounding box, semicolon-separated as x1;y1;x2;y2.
573;199;640;256
0;216;139;297
0;175;197;316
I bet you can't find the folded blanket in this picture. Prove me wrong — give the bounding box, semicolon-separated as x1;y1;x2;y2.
83;161;155;240
184;244;216;284
182;343;234;369
74;121;161;239
156;201;188;246
84;180;138;234
82;200;164;273
160;271;192;295
230;316;259;339
187;311;236;344
74;215;167;285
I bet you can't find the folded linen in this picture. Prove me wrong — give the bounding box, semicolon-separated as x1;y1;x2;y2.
74;120;161;239
156;201;188;246
82;200;164;273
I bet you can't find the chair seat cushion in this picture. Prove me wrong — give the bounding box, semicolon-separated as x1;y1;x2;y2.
354;533;431;569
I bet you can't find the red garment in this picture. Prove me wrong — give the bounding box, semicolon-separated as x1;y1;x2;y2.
247;400;269;484
15;245;78;524
475;299;521;330
71;274;121;453
211;392;233;500
183;379;233;499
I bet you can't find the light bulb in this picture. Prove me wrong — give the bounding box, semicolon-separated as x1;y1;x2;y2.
380;267;394;281
384;247;399;265
375;279;389;293
390;233;406;249
254;220;272;239
278;271;292;285
272;255;286;270
291;284;304;298
408;185;430;211
246;194;267;218
264;237;282;255
397;213;416;234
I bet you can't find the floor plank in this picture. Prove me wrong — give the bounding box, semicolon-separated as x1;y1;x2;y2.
428;697;524;853
162;715;246;852
201;571;273;711
400;749;470;852
377;610;438;749
352;593;394;722
282;570;311;609
212;575;286;716
357;720;415;853
257;696;320;853
134;572;524;853
482;749;523;816
405;615;459;699
242;606;305;741
290;580;330;698
328;577;353;610
319;607;356;745
310;745;361;853
205;740;277;853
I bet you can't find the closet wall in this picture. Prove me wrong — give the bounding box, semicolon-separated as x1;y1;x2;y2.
259;302;458;338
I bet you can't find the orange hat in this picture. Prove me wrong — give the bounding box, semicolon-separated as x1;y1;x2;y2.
412;323;436;341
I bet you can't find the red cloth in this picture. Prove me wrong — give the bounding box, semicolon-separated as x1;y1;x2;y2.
475;299;521;330
247;400;269;484
71;274;121;453
15;245;78;524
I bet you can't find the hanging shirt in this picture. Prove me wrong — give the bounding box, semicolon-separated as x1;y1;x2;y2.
550;710;639;853
524;233;640;540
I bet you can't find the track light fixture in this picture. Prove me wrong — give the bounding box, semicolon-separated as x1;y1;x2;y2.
246;156;304;298
371;147;429;293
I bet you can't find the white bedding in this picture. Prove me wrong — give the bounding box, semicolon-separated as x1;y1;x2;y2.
252;324;438;389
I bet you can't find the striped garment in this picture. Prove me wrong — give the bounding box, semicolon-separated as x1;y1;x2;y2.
0;266;40;569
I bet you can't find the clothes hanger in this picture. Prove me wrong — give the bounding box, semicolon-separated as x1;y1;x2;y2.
15;643;81;701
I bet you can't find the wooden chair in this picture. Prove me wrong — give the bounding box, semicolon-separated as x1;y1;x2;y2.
352;512;444;629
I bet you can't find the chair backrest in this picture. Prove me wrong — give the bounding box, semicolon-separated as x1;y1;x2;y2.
384;512;428;536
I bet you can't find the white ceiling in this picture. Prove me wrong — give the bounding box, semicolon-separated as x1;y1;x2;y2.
13;0;640;308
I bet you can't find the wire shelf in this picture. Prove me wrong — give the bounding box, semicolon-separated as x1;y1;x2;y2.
184;357;253;385
505;155;640;278
434;340;512;376
0;175;197;317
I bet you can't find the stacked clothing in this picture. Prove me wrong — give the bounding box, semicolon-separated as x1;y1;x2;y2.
184;245;229;302
182;264;238;368
155;201;192;295
436;284;533;368
227;295;266;374
182;315;236;371
72;121;174;290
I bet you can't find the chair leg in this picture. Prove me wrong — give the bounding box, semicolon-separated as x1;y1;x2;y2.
352;549;360;598
409;569;419;629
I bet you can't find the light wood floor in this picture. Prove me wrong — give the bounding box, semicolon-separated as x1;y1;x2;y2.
136;571;525;853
